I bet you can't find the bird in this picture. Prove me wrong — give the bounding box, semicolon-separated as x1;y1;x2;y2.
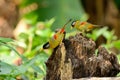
71;20;103;34
43;19;72;49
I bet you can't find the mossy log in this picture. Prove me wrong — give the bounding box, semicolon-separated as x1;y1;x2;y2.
45;33;120;80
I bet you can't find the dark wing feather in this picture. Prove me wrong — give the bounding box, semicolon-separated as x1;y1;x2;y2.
43;42;50;49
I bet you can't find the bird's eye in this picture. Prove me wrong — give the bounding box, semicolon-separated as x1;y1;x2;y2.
71;21;76;27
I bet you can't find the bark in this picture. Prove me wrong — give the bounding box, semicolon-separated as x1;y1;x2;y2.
45;33;120;80
73;77;120;80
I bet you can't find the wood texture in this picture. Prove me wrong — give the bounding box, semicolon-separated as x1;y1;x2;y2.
45;33;120;80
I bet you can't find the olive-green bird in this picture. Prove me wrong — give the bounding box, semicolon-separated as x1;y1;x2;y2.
71;20;103;33
43;19;71;49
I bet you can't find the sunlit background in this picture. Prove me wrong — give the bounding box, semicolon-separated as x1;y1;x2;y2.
0;0;120;80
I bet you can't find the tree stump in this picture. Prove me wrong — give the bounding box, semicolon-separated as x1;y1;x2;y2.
45;33;120;80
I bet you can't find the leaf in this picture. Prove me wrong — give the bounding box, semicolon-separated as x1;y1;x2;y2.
117;54;120;64
18;33;29;40
36;28;53;38
95;27;108;38
30;56;45;74
0;61;20;76
38;53;48;62
103;30;115;41
0;37;13;43
24;54;39;66
113;40;120;49
0;42;27;61
0;61;13;75
45;18;55;28
5;77;16;80
22;54;44;74
32;65;44;74
87;27;108;41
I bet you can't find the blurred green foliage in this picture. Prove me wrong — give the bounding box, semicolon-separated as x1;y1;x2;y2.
1;0;120;79
114;0;120;9
87;27;120;67
0;0;86;79
0;19;54;79
87;27;120;50
20;0;85;31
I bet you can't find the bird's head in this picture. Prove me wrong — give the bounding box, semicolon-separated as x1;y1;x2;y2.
71;20;81;29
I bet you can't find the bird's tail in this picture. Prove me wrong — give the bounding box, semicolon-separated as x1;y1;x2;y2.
87;24;105;32
93;25;104;28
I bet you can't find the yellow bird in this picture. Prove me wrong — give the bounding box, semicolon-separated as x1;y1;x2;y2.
43;19;72;49
71;20;103;33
